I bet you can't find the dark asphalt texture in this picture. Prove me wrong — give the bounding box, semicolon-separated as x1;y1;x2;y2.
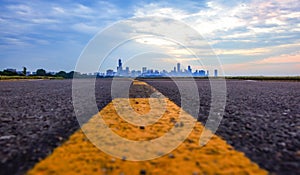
0;79;299;175
145;79;300;175
0;79;113;175
0;78;161;175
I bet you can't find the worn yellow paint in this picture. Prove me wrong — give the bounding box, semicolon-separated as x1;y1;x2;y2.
103;98;178;141
27;82;268;175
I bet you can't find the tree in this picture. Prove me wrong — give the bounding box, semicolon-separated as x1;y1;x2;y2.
23;67;27;76
66;71;81;79
2;70;18;76
55;71;67;78
36;69;46;76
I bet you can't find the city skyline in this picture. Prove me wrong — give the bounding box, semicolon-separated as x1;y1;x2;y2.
107;59;218;77
0;0;299;76
0;58;219;78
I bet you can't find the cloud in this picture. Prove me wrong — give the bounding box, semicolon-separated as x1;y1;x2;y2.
133;0;300;42
31;18;60;24
222;51;300;75
131;1;299;66
6;4;33;16
215;47;270;56
256;52;300;64
0;0;299;75
134;3;188;19
2;37;29;46
72;23;100;34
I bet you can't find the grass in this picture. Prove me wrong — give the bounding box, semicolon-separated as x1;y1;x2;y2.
0;75;64;80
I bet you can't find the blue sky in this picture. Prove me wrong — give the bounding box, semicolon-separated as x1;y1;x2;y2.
0;0;299;75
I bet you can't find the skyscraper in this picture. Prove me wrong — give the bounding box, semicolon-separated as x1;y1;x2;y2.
142;67;147;73
125;67;129;76
118;59;122;70
214;69;218;77
177;63;180;73
117;59;123;75
187;65;192;73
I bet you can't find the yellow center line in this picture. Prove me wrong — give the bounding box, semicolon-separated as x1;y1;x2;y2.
27;82;268;175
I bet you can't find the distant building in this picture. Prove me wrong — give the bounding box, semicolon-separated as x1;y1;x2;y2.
142;67;147;73
199;70;206;76
194;70;198;75
106;69;114;76
97;72;105;77
131;70;140;77
214;69;218;77
118;59;122;69
117;59;123;75
99;60;214;78
177;63;181;73
125;67;130;76
187;65;192;73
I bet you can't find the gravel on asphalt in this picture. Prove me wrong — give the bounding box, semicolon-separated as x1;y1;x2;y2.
0;78;299;175
145;79;300;175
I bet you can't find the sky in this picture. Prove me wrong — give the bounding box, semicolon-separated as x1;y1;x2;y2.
0;0;299;76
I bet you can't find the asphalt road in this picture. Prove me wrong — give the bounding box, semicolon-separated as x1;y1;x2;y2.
0;79;299;175
145;79;300;175
0;79;113;175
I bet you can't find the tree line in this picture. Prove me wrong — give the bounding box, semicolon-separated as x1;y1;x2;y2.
0;67;83;79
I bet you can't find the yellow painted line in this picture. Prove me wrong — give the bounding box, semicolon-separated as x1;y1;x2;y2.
27;82;268;175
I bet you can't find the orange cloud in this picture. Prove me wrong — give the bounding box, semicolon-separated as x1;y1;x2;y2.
222;52;300;75
256;53;300;64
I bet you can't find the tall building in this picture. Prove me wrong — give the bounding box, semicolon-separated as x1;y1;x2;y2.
142;67;147;73
117;59;123;75
214;69;218;77
118;59;122;68
177;63;181;73
117;59;122;70
125;67;130;76
187;65;192;73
